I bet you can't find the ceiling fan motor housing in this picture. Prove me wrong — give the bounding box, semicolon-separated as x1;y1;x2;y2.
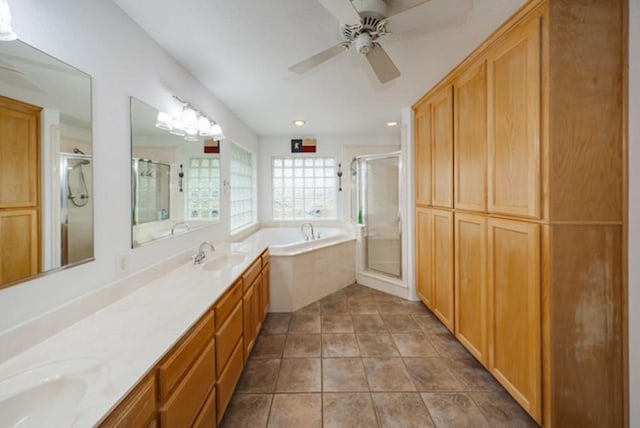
351;0;387;20
355;32;373;54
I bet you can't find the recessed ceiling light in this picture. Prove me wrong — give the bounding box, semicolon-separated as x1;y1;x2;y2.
386;121;399;127
293;120;306;126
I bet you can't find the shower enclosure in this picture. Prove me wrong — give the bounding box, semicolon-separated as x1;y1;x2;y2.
351;152;402;279
60;152;93;265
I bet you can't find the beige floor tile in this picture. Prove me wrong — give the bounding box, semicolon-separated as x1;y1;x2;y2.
352;314;387;332
381;314;422;332
347;300;378;314
219;393;273;428
445;358;502;391
251;334;286;359
288;314;321;333
321;314;354;333
391;332;439;357
403;358;462;391
275;358;321;392
363;357;415;391
429;333;474;359
323;393;378;428
376;301;409;314
267;393;322;428
403;301;431;315
283;333;321;358
262;313;291;335
412;313;449;334
357;333;400;357
372;392;435;428
322;358;369;392
321;333;360;357
421;392;490;428
470;391;539;427
321;299;349;315
295;301;321;315
236;359;281;393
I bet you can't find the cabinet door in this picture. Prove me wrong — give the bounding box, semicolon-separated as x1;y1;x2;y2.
243;282;256;361
415;207;433;308
431;209;454;331
0;209;38;283
488;218;540;422
253;273;263;336
487;16;541;218
431;86;454;208
455;62;487;212
454;213;487;366
414;102;431;206
262;264;270;317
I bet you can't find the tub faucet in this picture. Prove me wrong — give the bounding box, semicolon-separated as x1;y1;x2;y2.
194;241;215;265
171;221;191;235
301;222;315;241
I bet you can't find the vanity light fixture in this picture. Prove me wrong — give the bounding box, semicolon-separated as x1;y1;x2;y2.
293;120;306;126
155;96;225;142
0;0;16;41
386;121;398;127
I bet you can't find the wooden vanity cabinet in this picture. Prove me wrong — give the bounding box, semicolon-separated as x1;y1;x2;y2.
431;209;455;332
99;373;157;428
100;250;271;428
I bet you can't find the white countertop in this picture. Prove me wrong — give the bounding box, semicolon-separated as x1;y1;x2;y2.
0;241;268;427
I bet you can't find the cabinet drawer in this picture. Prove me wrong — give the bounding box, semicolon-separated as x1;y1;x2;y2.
193;386;216;428
242;259;261;292
158;310;214;401
159;339;216;428
261;250;269;267
215;279;242;326
99;374;156;428
216;338;244;424
215;301;243;377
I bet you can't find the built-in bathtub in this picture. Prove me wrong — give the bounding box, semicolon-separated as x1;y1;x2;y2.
242;227;356;312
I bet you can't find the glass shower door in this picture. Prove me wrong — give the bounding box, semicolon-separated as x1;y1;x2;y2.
363;154;401;277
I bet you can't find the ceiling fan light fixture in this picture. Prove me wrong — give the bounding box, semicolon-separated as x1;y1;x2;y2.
386;121;398;127
0;0;17;41
355;32;373;54
293;120;306;126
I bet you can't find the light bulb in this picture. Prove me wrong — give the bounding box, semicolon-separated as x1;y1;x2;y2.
155;112;172;130
0;0;17;41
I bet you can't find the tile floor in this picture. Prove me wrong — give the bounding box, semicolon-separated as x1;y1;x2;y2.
220;284;539;428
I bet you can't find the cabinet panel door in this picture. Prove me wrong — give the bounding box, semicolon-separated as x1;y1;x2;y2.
455;62;487;212
431;209;454;331
414;102;432;206
0;209;38;284
243;283;256;361
262;264;270;316
488;218;541;422
487;17;541;218
415;207;433;308
431;86;454;208
454;213;487;366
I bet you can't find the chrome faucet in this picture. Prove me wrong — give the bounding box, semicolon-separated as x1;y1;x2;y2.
300;222;315;241
194;241;215;265
171;221;191;235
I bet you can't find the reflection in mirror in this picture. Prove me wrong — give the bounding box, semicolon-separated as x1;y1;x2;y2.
130;97;221;247
0;40;93;289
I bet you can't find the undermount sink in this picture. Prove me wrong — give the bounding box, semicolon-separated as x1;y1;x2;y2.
0;358;108;428
201;252;246;271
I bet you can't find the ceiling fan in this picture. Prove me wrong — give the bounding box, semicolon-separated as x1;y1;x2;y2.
288;0;434;84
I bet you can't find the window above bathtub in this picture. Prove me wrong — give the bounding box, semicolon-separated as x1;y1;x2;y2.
272;157;337;220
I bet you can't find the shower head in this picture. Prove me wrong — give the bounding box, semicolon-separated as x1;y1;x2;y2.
73;148;85;154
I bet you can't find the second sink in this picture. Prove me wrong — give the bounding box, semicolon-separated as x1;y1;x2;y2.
201;252;246;271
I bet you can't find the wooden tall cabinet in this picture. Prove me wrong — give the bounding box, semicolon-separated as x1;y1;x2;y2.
413;1;625;426
0;96;40;285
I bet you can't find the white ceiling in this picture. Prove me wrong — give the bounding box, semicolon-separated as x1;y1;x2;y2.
111;0;526;136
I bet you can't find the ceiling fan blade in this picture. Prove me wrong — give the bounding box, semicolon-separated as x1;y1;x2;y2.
385;0;430;18
365;44;400;84
317;0;361;25
385;0;472;34
289;42;350;74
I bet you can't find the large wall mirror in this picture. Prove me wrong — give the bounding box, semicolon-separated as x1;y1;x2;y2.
0;40;93;289
130;97;221;247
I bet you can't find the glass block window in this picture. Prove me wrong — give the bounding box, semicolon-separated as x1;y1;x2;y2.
272;157;337;220
186;157;220;221
230;143;254;231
